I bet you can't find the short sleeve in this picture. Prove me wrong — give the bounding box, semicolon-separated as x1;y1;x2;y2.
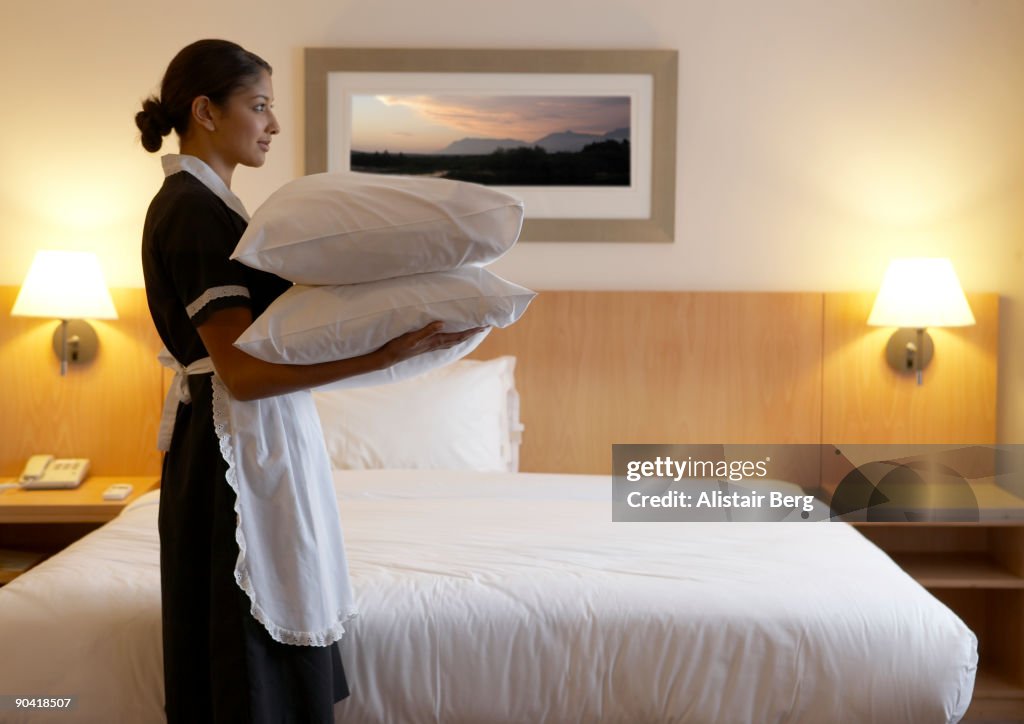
159;192;252;327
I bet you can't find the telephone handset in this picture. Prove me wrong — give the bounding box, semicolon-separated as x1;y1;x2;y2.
19;454;90;489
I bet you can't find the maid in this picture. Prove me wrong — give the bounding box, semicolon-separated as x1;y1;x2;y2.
136;39;481;723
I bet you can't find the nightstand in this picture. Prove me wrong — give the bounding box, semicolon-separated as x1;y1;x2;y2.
0;475;159;584
853;491;1024;721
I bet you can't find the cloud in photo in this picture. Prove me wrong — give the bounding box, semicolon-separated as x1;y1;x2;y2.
352;94;629;153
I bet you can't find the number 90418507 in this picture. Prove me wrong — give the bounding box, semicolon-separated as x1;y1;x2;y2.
5;697;75;709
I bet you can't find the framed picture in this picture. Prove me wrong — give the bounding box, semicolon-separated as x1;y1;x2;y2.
305;48;677;242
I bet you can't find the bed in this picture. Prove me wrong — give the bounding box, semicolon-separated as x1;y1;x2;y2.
0;289;995;723
0;464;976;723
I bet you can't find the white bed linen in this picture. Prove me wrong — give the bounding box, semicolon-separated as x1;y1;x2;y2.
0;470;976;723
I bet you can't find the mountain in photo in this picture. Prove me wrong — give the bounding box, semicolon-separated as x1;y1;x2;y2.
436;137;531;155
530;130;606;153
436;127;631;155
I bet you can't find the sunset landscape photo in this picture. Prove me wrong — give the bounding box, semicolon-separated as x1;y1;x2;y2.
348;94;631;186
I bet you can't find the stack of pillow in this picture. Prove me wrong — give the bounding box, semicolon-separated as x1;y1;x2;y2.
230;171;535;389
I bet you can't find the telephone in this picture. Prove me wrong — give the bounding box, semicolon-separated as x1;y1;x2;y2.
19;454;91;489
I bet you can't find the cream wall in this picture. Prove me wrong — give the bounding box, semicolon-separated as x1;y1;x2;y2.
2;0;1022;438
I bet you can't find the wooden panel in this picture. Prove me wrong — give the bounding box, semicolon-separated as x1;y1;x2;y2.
994;527;1024;578
0;524;98;557
986;589;1024;688
855;525;989;554
972;667;1024;700
886;552;1024;588
470;291;824;474
822;292;998;444
0;289;999;478
969;604;1024;720
965;694;1024;721
0;286;164;476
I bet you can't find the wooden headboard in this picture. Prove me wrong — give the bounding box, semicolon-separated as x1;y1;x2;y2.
0;287;997;477
469;291;997;473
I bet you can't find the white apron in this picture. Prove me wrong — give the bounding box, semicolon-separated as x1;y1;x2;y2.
156;154;357;646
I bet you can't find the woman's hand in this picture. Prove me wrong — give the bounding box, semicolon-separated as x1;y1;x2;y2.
375;322;489;366
197;308;489;401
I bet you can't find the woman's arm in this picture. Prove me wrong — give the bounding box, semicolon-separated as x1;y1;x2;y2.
196;306;485;401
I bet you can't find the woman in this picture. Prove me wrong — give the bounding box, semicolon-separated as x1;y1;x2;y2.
136;39;481;723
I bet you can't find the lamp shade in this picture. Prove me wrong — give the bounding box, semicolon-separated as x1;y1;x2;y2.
867;258;975;328
11;250;118;320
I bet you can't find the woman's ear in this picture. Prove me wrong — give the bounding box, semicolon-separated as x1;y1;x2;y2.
191;96;216;132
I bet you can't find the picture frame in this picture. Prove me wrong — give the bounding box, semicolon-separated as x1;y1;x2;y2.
305;48;677;242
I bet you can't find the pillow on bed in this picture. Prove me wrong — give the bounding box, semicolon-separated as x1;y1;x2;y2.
231;171;525;285
234;266;535;389
312;356;523;472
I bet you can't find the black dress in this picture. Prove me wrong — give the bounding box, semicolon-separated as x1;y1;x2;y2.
141;169;349;724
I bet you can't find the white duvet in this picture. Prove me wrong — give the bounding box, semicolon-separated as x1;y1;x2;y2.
0;470;976;723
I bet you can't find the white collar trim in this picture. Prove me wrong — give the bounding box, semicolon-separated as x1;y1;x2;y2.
161;154;250;222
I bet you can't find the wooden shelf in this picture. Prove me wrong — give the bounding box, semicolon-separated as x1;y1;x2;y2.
0;548;46;584
974;667;1024;699
855;520;1024;719
967;667;1024;720
890;552;1024;589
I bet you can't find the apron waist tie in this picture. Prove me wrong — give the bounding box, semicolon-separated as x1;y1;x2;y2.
157;346;215;451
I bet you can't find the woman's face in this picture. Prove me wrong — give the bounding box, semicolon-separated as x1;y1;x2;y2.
209;69;279;168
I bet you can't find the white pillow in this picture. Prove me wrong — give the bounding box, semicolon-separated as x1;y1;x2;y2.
234;266;536;389
231;171;525;285
313;356;523;472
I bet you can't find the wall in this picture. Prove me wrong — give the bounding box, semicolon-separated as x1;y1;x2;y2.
1;0;1022;439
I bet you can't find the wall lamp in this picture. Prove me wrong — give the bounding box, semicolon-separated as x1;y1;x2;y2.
867;258;974;386
11;250;118;375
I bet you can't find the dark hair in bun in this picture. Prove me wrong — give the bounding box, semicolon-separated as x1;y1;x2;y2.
136;97;173;152
135;39;272;152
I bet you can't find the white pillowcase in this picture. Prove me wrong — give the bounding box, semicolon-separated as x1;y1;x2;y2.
234;266;535;389
231;171;525;285
313;356;523;472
